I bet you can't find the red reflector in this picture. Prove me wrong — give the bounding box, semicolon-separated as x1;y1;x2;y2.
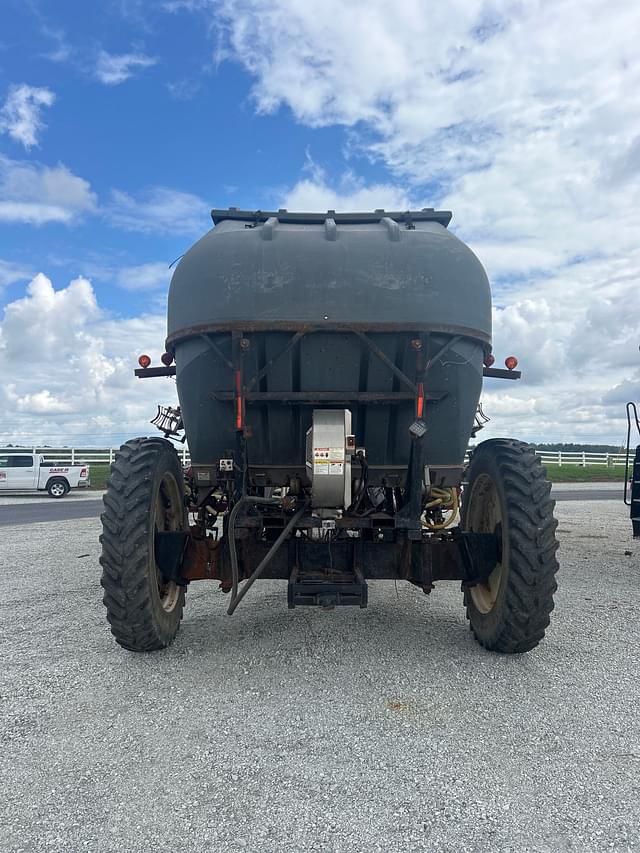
416;382;425;419
235;370;243;430
484;353;495;367
161;351;174;366
138;354;151;368
505;356;519;370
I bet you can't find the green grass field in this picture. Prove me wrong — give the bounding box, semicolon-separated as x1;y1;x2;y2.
540;464;626;482
85;461;627;489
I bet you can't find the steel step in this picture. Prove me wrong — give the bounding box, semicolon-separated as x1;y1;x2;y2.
287;567;368;609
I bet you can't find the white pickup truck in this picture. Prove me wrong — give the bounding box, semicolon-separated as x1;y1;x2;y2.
0;452;90;497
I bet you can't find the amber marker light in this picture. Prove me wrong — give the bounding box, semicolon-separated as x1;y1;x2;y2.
138;354;151;368
484;353;495;367
505;356;519;370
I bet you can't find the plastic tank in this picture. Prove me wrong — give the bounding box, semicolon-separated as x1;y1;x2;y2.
167;210;491;485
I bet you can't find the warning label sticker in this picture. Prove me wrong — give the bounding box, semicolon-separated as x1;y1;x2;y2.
314;446;344;476
314;447;344;460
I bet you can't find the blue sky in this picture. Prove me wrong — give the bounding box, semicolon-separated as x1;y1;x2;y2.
0;0;355;316
1;0;639;445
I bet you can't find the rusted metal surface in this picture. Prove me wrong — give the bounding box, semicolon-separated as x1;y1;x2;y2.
178;519;498;587
180;528;223;582
208;391;440;404
166;320;491;350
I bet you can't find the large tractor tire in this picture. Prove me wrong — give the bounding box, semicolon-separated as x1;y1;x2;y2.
100;437;187;651
461;438;559;653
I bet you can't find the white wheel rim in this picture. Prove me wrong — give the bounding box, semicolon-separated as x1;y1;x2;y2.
465;472;504;614
153;472;183;613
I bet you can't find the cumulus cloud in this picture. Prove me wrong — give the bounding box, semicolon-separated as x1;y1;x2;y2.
192;0;640;444
0;84;55;148
0;155;97;225
95;50;157;85
282;159;417;211
209;0;640;273
0;273;177;445
106;186;210;235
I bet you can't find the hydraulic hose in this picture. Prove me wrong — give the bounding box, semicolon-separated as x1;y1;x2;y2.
422;487;460;530
351;451;369;513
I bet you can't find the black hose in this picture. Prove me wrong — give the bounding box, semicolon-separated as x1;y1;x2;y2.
352;452;369;513
227;497;308;615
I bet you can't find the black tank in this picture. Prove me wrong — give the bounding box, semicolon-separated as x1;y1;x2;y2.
167;209;491;484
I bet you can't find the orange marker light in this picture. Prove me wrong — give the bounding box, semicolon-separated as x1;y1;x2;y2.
160;351;174;366
235;370;243;430
416;382;425;419
505;356;518;370
138;354;151;368
484;353;495;367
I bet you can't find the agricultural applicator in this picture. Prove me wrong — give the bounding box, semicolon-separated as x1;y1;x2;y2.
100;208;559;653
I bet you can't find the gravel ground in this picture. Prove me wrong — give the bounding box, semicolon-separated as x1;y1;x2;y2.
1;500;639;853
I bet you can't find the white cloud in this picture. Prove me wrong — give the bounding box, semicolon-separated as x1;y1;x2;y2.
0;259;32;289
0;84;55;148
194;0;640;444
0;155;97;225
0;273;177;445
95;50;157;85
282;160;416;211
106;186;210;235
115;261;172;290
209;1;640;267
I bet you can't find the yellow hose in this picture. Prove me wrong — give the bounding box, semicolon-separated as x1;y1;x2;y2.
422;487;459;530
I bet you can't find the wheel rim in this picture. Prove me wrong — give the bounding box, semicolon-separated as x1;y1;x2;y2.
152;472;183;613
465;472;504;614
51;483;65;496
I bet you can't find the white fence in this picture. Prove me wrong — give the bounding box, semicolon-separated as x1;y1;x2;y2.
1;446;191;465
534;451;627;467
0;446;629;467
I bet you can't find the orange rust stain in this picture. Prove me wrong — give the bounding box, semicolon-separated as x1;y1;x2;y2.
386;700;411;712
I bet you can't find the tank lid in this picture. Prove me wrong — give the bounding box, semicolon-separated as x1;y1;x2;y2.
211;207;453;228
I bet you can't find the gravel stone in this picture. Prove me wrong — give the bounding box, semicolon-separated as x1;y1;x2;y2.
0;500;638;852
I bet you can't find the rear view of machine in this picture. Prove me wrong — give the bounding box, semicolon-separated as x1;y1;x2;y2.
99;209;559;653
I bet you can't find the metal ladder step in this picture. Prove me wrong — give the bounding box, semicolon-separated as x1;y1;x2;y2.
287;567;368;609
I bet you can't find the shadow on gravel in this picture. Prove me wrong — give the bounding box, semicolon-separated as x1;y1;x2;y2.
157;589;507;670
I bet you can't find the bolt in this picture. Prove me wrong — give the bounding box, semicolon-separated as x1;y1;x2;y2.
240;338;250;350
411;339;422;351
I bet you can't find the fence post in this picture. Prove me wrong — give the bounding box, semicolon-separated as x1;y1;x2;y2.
558;451;562;467
182;446;187;465
109;448;114;464
582;451;586;468
71;447;75;465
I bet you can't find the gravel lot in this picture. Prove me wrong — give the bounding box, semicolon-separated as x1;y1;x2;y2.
1;500;639;852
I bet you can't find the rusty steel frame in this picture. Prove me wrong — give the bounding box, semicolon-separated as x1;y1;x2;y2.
174;522;499;590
